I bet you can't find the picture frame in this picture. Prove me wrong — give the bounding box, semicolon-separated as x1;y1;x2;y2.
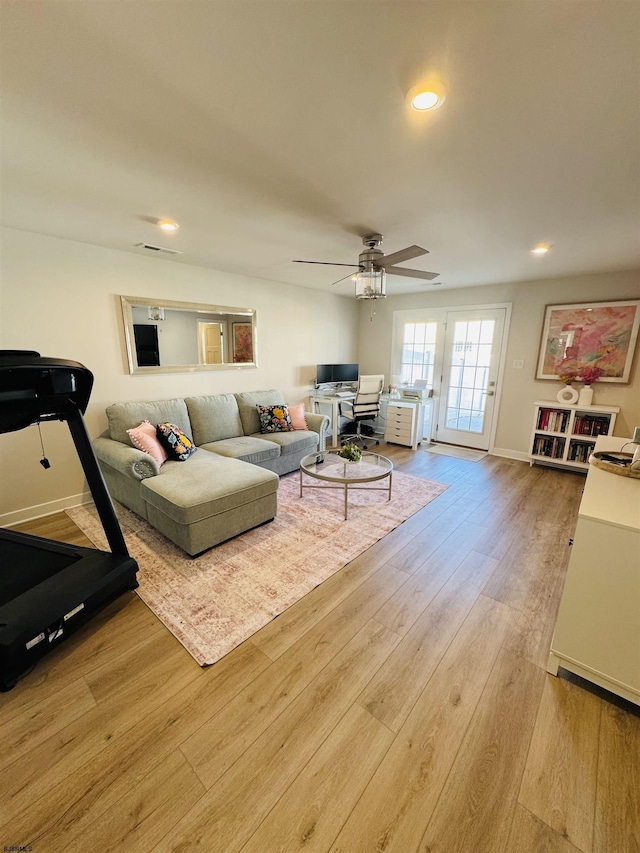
232;321;254;363
536;299;640;382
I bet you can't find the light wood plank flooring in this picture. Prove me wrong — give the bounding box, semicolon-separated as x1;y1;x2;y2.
2;448;638;852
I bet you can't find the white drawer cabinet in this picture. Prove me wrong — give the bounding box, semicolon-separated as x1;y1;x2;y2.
547;437;640;705
384;401;423;450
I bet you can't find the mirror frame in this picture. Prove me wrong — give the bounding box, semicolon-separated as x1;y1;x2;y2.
120;295;258;374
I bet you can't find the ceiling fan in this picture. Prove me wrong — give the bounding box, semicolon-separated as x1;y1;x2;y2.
293;233;440;298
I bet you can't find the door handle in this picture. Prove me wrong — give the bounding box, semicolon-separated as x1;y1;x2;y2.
482;391;495;396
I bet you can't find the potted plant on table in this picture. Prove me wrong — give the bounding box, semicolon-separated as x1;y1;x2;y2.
338;442;362;463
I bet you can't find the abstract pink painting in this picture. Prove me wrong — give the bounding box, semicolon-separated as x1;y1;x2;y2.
536;300;640;382
232;322;254;363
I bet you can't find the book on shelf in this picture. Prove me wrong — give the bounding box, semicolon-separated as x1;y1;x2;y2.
532;435;565;458
568;440;595;463
537;408;570;433
573;414;610;436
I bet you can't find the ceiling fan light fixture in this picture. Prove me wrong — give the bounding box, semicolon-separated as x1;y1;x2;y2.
407;82;446;112
531;244;550;255
355;266;386;300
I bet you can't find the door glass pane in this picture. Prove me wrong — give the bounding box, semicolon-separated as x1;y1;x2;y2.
457;410;472;430
479;321;494;344
445;319;495;434
462;365;477;387
472;389;485;410
450;365;462;386
401;322;438;386
466;321;481;343
477;343;492;367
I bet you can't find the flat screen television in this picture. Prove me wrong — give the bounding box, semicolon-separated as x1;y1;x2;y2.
316;363;359;386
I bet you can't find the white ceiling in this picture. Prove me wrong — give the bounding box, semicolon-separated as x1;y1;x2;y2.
1;1;639;297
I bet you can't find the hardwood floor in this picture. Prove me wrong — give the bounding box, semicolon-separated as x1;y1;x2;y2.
2;447;639;852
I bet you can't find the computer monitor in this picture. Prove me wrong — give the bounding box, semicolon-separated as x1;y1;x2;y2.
333;363;359;383
315;363;359;386
316;364;333;385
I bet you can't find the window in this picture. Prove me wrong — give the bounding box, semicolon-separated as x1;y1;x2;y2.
399;322;438;386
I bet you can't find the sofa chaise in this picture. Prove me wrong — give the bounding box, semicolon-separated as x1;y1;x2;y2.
93;390;329;555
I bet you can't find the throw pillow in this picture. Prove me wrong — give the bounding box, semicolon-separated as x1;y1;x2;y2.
288;402;308;430
256;404;294;433
127;420;168;467
156;422;197;461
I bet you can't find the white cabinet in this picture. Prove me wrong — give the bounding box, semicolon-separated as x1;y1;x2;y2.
384;400;423;450
547;437;640;706
529;400;619;471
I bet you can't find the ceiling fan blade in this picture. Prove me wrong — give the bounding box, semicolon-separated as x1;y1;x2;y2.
377;245;428;268
386;266;440;281
330;272;358;286
292;260;360;267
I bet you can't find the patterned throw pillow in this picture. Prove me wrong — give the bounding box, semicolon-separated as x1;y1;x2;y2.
126;420;168;467
156;422;197;461
256;404;294;433
288;402;308;430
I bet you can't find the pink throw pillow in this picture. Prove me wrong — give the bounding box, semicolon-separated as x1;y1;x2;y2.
288;402;308;430
127;420;168;467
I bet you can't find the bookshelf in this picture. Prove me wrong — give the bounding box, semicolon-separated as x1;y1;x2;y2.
529;400;619;471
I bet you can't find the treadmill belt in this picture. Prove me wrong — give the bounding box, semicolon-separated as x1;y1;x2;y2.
0;540;81;607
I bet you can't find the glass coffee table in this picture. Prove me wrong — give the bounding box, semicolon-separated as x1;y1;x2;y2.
299;450;393;520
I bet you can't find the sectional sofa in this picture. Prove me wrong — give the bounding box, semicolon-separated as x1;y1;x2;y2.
93;390;329;555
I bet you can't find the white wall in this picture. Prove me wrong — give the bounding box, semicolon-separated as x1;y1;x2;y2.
3;227;638;522
0;227;358;522
357;270;640;457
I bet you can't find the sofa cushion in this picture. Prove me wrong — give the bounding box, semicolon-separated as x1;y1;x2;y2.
235;390;285;437
126;421;168;467
288;403;309;430
156;422;197;461
107;399;191;444
250;429;319;456
257;404;294;434
140;452;278;525
200;436;281;465
185;394;244;445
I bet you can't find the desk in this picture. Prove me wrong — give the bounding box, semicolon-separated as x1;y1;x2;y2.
310;392;355;448
311;391;430;450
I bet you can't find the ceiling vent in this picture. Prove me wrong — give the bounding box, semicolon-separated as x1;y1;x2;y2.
135;243;183;255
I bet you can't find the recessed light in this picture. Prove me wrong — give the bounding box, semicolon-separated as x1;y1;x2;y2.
531;244;550;255
157;219;179;232
407;81;446;112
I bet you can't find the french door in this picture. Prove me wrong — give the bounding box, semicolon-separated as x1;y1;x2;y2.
435;308;506;450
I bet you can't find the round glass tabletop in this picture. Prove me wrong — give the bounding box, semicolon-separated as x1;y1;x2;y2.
300;450;393;484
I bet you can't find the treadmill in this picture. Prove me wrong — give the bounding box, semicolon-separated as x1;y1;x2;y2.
0;351;138;691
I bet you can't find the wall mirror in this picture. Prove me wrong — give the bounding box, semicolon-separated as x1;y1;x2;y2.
120;295;258;374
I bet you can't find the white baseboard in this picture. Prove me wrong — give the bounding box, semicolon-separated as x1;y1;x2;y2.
491;447;530;462
1;491;93;528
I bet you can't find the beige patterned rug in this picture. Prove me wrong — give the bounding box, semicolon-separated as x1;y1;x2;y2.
66;471;447;666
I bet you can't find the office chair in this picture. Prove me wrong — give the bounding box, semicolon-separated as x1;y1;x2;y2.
339;374;385;449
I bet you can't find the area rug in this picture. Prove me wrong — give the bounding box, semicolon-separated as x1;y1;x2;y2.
426;443;488;462
66;471;447;666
